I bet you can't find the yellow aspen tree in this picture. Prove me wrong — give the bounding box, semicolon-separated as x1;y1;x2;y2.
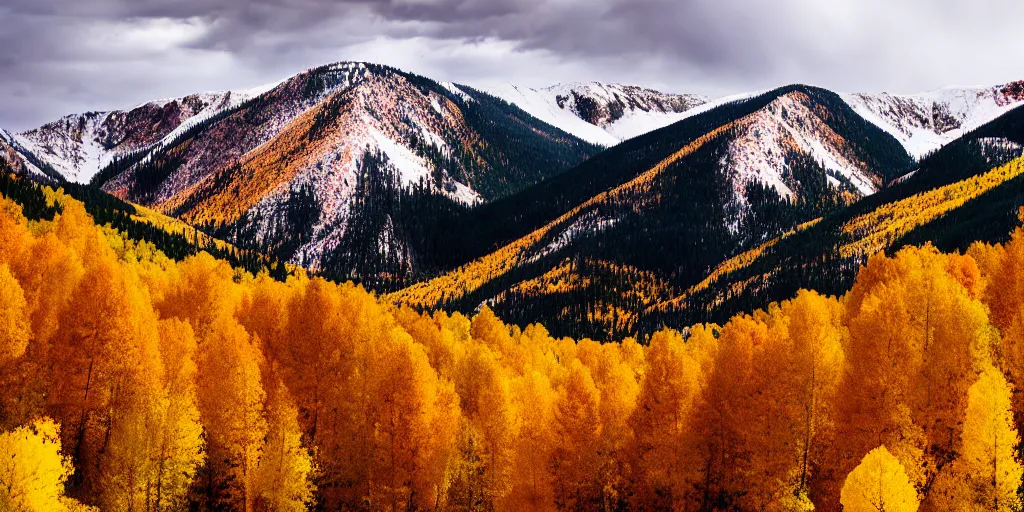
691;313;770;507
197;316;268;511
368;328;460;511
934;367;1022;510
396;308;465;380
973;230;1024;433
0;202;82;430
0;418;95;512
46;254;156;500
902;250;992;470
237;274;291;362
836;251;930;495
308;285;398;511
51;195;101;257
570;339;639;509
471;306;515;356
840;446;919;512
280;277;350;447
0;197;32;267
157;252;240;336
80;261;169;511
254;380;316;512
148;319;205;511
24;233;85;348
976;228;1024;334
782;290;845;506
729;307;806;511
0;263;30;364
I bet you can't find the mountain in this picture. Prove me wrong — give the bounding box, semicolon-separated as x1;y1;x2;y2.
841;81;1024;158
5;62;1021;339
1;62;601;285
644;103;1024;333
388;84;914;339
0;85;278;184
483;82;708;146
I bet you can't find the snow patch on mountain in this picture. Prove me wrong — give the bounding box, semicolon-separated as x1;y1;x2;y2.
602;110;694;142
529;210;619;264
842;82;1024;158
0;130;50;178
482;84;619;146
725;92;878;204
441;82;475;103
483;82;708;145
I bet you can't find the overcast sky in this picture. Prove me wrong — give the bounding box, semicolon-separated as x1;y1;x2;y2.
2;0;1023;130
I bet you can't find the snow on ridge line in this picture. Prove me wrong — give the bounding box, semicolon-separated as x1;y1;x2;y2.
481;84;619;146
441;82;475;103
483;82;720;146
839;84;1024;159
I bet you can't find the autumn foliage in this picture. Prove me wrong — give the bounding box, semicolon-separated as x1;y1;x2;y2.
2;188;1024;511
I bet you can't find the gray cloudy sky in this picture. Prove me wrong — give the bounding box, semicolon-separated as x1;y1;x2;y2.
2;0;1023;130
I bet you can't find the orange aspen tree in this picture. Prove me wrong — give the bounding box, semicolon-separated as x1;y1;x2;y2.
549;360;603;510
254;380;316;512
0;264;30;364
148;319;205;511
197;317;267;511
505;370;557;511
628;327;712;509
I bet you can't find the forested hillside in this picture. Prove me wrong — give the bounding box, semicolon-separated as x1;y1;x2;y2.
389;85;914;340
646;104;1024;332
4;152;1024;510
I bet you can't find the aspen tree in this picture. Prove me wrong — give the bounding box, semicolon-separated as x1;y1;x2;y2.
840;446;919;512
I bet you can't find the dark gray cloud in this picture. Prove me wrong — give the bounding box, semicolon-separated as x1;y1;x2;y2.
2;0;1023;130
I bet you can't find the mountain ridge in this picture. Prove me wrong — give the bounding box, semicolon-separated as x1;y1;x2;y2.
483;82;708;145
3;62;1023;338
387;84;917;339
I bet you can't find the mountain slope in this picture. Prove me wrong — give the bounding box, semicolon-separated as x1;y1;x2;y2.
2;63;601;284
644;103;1024;333
389;84;914;339
842;81;1024;158
484;82;708;145
1;85;278;184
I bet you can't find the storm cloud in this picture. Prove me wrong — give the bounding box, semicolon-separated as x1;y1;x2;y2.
2;0;1023;130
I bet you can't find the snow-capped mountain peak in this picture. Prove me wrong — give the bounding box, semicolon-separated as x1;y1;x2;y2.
841;80;1024;158
482;81;708;146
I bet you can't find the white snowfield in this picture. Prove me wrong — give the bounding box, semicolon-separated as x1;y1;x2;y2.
482;84;620;146
841;84;1024;159
482;82;708;146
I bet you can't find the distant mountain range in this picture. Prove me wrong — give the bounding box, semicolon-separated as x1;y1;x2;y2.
3;61;1023;339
